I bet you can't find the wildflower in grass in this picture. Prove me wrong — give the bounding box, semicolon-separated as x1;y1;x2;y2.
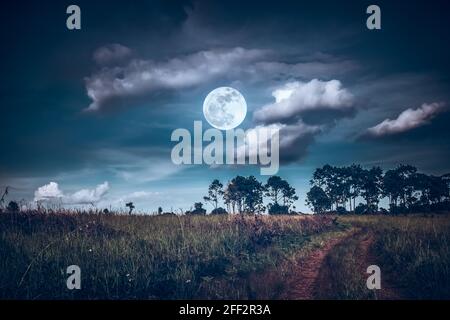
125;273;133;282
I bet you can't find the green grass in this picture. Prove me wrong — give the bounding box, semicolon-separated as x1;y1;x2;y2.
0;212;341;299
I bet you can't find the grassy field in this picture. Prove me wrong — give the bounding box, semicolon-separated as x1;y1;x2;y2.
0;211;449;300
0;212;344;299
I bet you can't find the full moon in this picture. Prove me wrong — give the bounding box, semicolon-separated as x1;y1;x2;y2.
203;87;247;130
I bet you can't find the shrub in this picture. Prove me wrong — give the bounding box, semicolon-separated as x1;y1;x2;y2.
336;206;347;215
355;203;366;215
187;202;206;215
211;207;227;215
7;201;19;212
354;203;378;214
267;203;289;215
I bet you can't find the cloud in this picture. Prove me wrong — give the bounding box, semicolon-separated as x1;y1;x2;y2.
125;191;160;200
84;45;358;113
365;102;447;137
95;149;184;183
66;182;110;205
254;79;355;125
34;182;110;205
237;122;321;164
84;47;265;112
93;44;133;66
245;60;358;82
277;122;321;162
115;160;182;183
34;182;63;201
248;79;356;163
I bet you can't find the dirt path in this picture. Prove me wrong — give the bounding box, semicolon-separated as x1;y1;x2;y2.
284;229;404;300
283;232;354;299
339;230;404;299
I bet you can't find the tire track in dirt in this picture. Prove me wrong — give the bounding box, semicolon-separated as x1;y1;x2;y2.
312;229;404;300
283;230;356;300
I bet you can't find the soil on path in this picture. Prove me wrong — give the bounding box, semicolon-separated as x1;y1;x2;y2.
282;232;354;299
284;229;404;300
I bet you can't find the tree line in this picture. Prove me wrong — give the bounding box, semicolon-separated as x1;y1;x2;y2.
196;175;298;215
188;164;450;215
306;164;450;214
2;164;449;215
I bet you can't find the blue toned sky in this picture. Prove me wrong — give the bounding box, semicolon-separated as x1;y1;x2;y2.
1;0;450;212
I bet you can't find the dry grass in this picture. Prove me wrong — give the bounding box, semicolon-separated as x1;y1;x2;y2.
0;211;341;299
2;211;449;299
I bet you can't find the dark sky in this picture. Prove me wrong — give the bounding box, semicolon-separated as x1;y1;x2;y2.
1;0;450;212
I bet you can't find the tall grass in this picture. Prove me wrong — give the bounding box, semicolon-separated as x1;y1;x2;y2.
3;212;449;299
370;215;450;299
0;211;338;299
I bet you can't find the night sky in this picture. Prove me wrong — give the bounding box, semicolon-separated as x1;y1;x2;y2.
1;0;450;212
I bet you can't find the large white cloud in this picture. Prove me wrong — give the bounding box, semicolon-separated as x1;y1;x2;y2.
247;79;355;163
34;182;110;205
253;79;355;124
366;102;447;137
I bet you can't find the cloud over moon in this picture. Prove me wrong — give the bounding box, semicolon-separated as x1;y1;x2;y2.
84;45;358;113
83;44;360;165
85;47;265;112
34;181;110;205
365;102;447;137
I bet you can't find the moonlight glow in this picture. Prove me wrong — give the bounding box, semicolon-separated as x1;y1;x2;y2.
203;87;247;130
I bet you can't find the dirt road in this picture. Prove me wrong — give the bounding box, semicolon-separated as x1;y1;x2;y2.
284;229;403;299
283;232;354;299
